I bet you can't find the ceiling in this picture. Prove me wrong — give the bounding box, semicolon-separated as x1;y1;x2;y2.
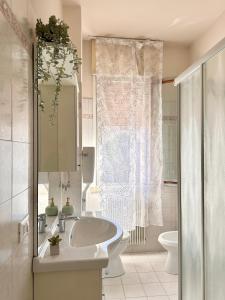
64;0;225;44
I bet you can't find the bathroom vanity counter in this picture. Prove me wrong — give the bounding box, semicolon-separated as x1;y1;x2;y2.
33;216;122;273
33;244;108;273
34;216;122;300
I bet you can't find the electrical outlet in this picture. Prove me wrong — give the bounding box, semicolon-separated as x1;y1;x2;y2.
18;215;29;243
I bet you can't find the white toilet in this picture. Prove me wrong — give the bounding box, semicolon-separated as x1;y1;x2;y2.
158;231;178;275
103;231;130;278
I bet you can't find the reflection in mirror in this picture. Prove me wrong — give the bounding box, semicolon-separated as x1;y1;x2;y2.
162;81;178;182
36;48;81;253
38;84;78;172
34;16;82;256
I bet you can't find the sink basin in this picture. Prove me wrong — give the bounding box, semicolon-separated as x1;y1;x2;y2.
33;216;123;273
70;216;122;252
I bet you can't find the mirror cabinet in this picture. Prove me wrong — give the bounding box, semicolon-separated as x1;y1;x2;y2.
34;42;82;254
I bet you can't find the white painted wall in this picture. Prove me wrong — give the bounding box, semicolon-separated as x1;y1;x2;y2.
63;5;82;59
83;40;93;98
189;10;225;63
26;0;63;31
163;42;190;78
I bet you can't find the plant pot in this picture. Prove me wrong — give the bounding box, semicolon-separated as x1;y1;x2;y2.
50;244;60;256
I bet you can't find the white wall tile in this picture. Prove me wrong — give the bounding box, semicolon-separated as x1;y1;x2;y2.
12;42;30;142
0;200;13;265
0;140;12;204
11;189;29;246
127;185;178;252
12;142;29;196
0;17;12;140
0;2;33;299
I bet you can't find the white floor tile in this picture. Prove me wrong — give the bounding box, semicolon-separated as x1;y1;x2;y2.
104;285;125;299
123;262;137;273
123;284;146;298
151;262;166;272
104;298;124;300
104;252;178;299
143;283;167;297
126;298;148;300
148;296;169;300
131;253;152;263
160;252;167;260
147;253;166;263
161;282;178;295
135;262;153;272
121;272;140;285
121;254;135;263
156;272;178;283
138;272;159;283
103;277;122;286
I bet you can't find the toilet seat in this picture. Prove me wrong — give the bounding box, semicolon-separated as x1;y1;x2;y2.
158;231;178;247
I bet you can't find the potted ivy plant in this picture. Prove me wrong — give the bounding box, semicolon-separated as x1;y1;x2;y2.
48;234;62;256
35;15;81;123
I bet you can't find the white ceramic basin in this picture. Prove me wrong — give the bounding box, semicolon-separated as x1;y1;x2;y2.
70;216;122;252
33;216;123;273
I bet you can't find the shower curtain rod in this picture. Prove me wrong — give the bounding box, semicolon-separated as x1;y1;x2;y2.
89;35;162;42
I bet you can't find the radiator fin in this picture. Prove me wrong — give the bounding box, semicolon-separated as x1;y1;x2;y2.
129;226;146;245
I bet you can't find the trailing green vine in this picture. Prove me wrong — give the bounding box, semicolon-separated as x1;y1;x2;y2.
36;16;81;123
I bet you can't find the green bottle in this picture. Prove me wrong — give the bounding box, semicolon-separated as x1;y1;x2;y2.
45;198;58;216
62;197;74;216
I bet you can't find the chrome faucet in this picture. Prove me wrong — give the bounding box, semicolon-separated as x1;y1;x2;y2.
38;213;47;233
58;212;80;233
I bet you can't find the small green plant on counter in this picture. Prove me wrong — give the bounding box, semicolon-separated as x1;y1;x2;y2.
35;15;81;123
48;234;62;246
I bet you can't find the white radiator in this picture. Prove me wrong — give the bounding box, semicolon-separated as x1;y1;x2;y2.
129;226;146;245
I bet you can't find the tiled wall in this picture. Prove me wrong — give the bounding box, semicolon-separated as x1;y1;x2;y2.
127;184;178;252
0;1;33;299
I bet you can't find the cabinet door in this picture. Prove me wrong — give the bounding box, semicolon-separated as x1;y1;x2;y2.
180;67;203;300
204;48;225;300
38;85;77;172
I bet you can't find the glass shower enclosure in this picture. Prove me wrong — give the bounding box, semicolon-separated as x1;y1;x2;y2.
176;38;225;300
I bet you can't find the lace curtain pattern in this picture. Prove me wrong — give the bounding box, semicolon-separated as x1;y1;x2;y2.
96;38;163;230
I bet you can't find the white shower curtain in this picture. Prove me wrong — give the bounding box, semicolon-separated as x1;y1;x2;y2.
96;37;163;231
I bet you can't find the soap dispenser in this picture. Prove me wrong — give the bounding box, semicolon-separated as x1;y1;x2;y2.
45;198;58;216
62;197;74;216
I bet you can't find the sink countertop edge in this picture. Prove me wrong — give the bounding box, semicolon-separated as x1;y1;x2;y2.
33;245;109;273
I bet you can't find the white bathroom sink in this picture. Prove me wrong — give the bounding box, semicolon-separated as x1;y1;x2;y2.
33;216;122;273
70;216;120;249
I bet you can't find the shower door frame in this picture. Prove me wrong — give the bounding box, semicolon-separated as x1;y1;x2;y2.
176;37;225;300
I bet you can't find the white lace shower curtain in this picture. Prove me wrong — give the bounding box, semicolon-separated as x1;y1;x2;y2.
96;38;163;231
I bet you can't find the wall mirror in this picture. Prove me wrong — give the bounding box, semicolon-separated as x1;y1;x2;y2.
34;41;82;254
162;81;178;183
38;84;78;172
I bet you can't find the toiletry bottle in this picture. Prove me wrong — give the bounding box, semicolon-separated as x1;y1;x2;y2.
45;198;58;216
62;197;74;216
